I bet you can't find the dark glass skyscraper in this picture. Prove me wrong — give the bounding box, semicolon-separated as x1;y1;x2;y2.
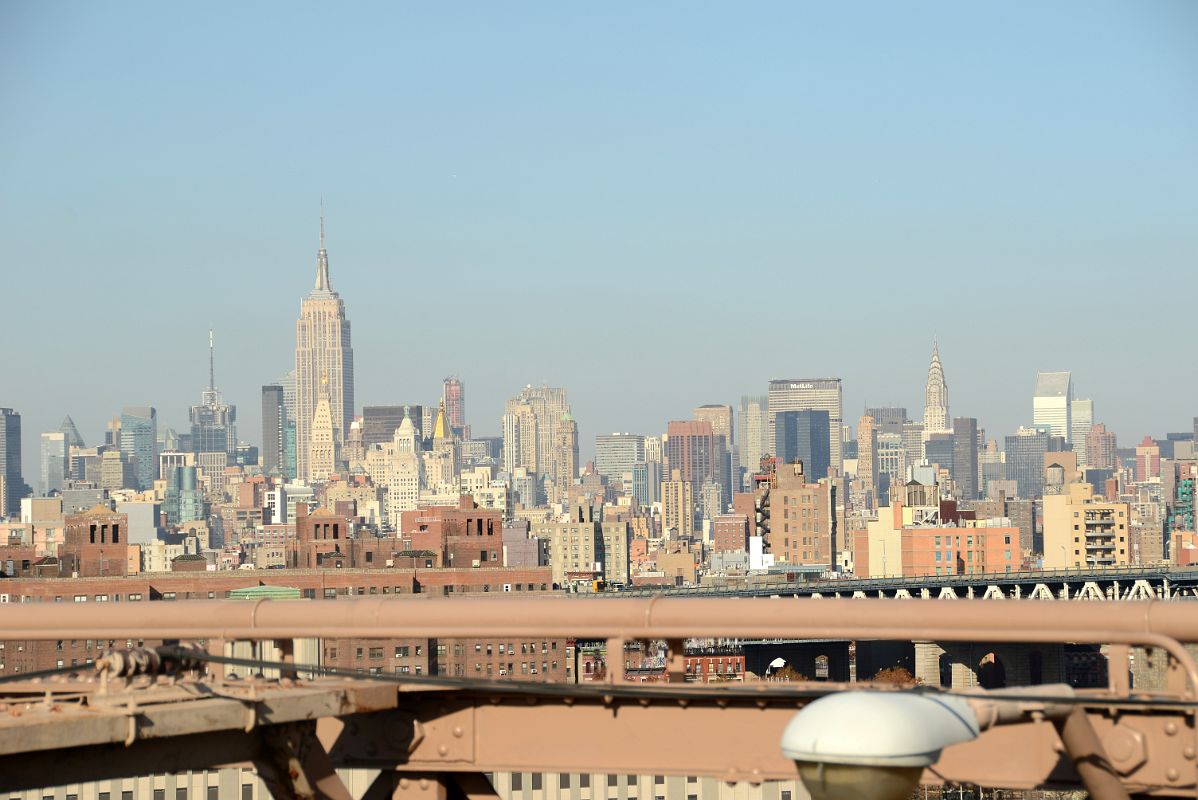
120;406;157;491
0;408;28;516
774;409;831;481
261;384;286;476
1005;427;1049;499
951;417;979;500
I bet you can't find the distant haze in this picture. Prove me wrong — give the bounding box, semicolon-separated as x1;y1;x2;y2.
2;2;1196;475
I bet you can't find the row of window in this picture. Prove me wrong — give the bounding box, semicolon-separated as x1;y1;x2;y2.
17;787;251;800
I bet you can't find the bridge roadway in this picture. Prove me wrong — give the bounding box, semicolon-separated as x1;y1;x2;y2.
610;565;1198;601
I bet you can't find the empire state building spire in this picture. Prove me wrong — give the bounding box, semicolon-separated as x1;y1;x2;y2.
923;339;949;433
314;206;333;293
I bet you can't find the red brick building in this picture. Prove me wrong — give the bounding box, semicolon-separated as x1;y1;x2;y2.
712;513;749;553
400;498;505;569
0;565;559;678
61;505;130;578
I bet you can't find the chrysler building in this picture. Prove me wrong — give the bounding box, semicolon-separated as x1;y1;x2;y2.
923;340;949;434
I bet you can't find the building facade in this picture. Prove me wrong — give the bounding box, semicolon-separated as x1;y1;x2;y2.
295;216;355;481
767;378;843;475
1032;371;1073;443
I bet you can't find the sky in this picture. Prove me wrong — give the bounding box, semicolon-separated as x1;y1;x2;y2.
2;1;1196;479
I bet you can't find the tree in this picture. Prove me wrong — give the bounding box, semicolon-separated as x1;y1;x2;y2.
871;666;920;686
774;664;811;682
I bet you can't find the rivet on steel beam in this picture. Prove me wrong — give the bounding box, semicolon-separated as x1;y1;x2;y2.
420;778;430;789
489;696;501;705
756;699;768;709
1166;768;1180;782
1183;746;1195;760
452;726;463;738
717;699;728;708
1165;721;1178;736
563;697;575;706
603;694;614;705
438;745;449;756
639;698;650;707
399;779;410;790
677;699;688;708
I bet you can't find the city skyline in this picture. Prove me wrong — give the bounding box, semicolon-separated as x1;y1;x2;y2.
3;2;1197;474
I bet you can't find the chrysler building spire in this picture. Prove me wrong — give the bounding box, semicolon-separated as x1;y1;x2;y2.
923;339;949;433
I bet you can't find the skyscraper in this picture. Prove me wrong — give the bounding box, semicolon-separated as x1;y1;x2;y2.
865;407;908;436
1086;423;1117;470
923;341;949;434
692;405;734;445
555;413;579;494
261;384;286;476
386;407;423;527
362;405;424;449
59;415;84;449
1005;427;1049;499
501;385;571;486
307;373;337;483
856;414;878;501
190;330;237;455
693;404;734;506
119;406;157;491
767;378;843;474
1071;398;1094;466
443;376;465;436
0;409;28;516
664;420;716;494
774;409;831;482
295;214;354;481
737;395;769;486
594;433;645;479
39;431;67;496
1033;372;1073;443
951;417;979;500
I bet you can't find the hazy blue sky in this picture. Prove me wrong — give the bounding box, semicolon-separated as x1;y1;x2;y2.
2;1;1196;477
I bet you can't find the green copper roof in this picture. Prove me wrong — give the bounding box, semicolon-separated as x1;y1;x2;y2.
227;585;303;600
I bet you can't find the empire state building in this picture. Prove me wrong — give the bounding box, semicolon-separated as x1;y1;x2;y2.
295;215;354;482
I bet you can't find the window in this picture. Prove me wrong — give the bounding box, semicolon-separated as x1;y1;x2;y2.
208;789;219;800
560;774;571;788
580;774;590;788
395;646;410;658
608;775;619;787
176;789;188;800
153;790;165;800
531;774;542;791
512;773;523;791
74;595;86;602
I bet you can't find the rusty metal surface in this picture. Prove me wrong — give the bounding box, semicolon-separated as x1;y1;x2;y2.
318;687;1197;795
1;595;1195;642
0;597;1196;796
0;679;397;757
